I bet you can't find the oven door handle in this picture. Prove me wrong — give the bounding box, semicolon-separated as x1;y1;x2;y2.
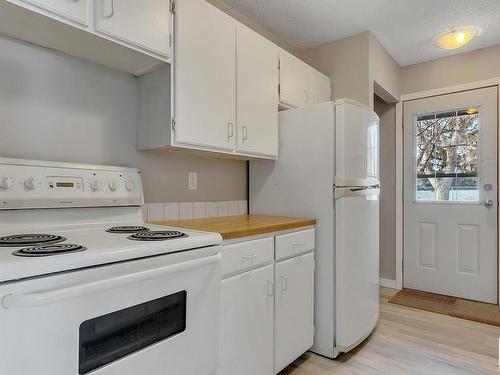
2;253;221;309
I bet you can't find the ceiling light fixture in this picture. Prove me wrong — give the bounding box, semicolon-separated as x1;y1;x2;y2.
435;26;481;50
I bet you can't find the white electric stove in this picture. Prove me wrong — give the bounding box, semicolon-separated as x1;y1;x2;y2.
0;158;222;375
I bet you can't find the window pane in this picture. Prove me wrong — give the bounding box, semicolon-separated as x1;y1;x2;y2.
415;109;479;202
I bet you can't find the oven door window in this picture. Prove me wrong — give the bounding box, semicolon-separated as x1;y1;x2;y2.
79;291;187;374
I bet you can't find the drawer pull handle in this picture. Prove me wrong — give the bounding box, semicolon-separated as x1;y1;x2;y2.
292;242;306;252
280;276;288;291
242;254;257;261
267;280;274;297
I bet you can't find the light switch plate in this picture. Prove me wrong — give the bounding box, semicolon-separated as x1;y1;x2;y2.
188;172;198;190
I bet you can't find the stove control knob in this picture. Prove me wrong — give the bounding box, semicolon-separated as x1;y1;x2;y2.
24;177;35;191
125;181;136;192
90;179;100;192
109;180;118;191
0;176;13;191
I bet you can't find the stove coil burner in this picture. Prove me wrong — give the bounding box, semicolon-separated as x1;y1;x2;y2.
127;231;188;241
12;244;87;257
0;234;66;247
106;226;150;234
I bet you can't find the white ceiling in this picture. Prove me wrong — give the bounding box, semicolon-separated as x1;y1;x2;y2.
223;0;500;66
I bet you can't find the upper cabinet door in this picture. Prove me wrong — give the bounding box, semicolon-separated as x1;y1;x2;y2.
173;0;237;151
16;0;89;26
237;26;278;158
95;0;170;58
309;67;331;104
279;50;311;108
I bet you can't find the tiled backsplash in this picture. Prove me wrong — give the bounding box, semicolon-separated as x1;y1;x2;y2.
143;200;248;222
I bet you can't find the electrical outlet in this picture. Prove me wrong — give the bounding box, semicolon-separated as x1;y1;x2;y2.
188;172;198;190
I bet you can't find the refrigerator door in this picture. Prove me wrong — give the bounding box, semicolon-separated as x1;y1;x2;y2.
335;99;379;187
334;187;379;353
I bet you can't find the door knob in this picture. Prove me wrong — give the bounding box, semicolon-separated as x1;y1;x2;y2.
483;200;494;208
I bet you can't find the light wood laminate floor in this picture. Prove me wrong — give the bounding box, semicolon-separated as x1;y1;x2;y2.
281;288;500;375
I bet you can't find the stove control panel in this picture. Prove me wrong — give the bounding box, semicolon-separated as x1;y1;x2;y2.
0;158;143;209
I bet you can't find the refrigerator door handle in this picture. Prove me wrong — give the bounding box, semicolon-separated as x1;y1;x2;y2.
335;187;380;199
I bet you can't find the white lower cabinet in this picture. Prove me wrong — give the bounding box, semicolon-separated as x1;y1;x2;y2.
219;264;274;375
274;252;315;373
218;229;315;375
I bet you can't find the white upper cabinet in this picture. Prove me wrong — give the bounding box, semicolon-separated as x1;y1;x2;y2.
309;66;331;104
14;0;89;26
279;50;311;108
173;0;236;152
279;49;331;108
236;25;279;158
1;0;168;74
95;0;170;58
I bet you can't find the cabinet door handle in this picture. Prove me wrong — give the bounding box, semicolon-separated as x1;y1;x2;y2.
280;276;288;291
242;126;248;142
227;122;234;140
267;280;274;297
102;0;114;19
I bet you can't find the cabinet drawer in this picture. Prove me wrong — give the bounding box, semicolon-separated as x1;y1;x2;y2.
275;229;315;260
221;238;274;277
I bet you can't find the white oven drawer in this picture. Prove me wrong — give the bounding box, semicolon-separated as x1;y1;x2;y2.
221;238;274;277
0;247;221;375
275;229;315;260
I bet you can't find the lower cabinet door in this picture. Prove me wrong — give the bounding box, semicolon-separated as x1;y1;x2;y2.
275;252;315;373
219;264;274;375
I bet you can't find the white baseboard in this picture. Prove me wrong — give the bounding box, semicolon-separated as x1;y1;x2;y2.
379;278;397;289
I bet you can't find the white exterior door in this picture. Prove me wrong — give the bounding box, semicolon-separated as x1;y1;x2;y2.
403;87;498;303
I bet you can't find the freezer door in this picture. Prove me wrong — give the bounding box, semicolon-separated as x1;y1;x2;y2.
335;188;379;353
335;99;379;187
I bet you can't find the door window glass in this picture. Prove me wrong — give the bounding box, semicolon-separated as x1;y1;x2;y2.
415;108;479;202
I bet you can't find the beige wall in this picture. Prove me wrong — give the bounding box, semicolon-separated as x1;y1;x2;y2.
299;32;401;109
374;95;397;280
0;36;247;203
299;32;372;107
369;34;400;103
401;44;500;94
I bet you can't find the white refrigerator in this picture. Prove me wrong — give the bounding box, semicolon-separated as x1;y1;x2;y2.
250;99;380;358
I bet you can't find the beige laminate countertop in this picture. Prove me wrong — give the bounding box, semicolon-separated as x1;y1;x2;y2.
149;215;316;240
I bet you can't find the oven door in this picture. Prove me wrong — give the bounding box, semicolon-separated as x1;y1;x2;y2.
0;247;221;375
